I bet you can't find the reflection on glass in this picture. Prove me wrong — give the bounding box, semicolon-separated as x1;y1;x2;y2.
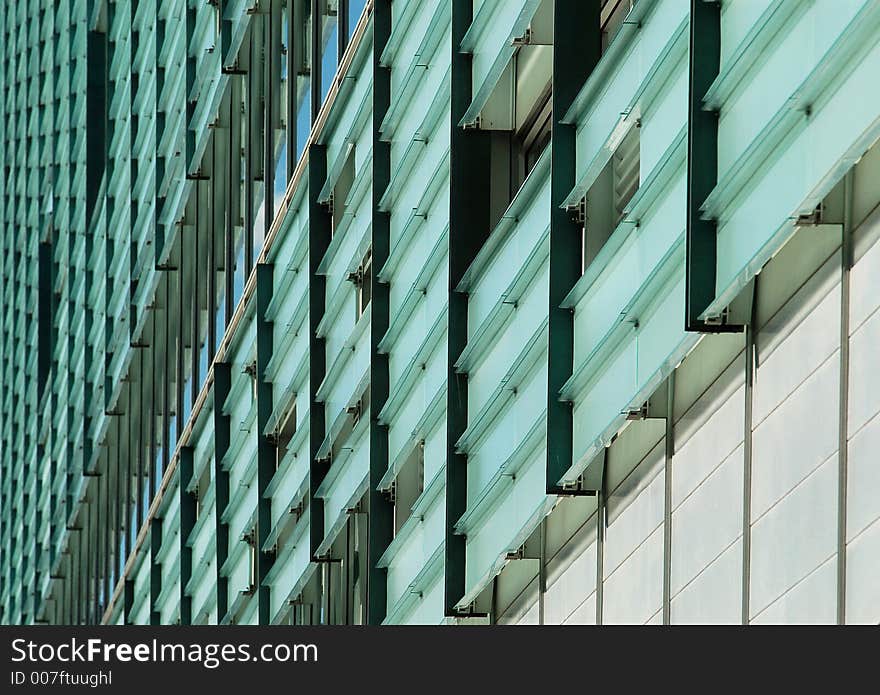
169;418;177;456
348;0;367;35
294;0;312;156
129;505;137;550
182;377;192;425
274;134;287;217
276;10;290;196
280;11;289;83
199;340;209;389
296;76;311;160
320;1;339;105
233;227;246;308
253;183;265;262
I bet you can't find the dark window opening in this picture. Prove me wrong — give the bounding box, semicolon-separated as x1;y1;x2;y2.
288;566;322;625
244;358;258;405
194;462;211;521
580;124;640;273
344;509;367;624
323;506;368;624
514;85;553;191
393;442;425;535
244;527;257;595
328;382;370;463
331;147;356;235
348;248;372;319
275;403;298;470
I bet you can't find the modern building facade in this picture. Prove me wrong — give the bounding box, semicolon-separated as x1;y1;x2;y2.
1;0;879;625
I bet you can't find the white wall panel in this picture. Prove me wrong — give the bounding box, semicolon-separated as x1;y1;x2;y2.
750;455;837;621
845;213;880;624
670;540;741;625
603;443;664;624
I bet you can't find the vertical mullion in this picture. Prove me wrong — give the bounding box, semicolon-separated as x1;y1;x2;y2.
685;0;722;331
164;271;172;470
446;0;492;617
308;144;330;559
310;0;320;120
662;374;675;624
245;34;256;277
742;279;758;624
125;390;133;564
538;519;546;625
209;139;220;359
115;419;122;591
214;362;232;622
225;82;238;325
176;238;185;454
266;3;279;238
149;317;158;499
256;263;275;623
185;0;197;175
179;447;195;625
120;415;129;584
99;469;108;621
137;349;146;532
123;574;134;625
337;0;347;60
90;494;98;623
547;0;600;492
192;183;201;406
595;452;606;626
837;169;854;624
149;516;161;625
367;0;393;626
287;0;297;181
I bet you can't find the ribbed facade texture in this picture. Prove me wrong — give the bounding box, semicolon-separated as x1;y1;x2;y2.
1;0;879;625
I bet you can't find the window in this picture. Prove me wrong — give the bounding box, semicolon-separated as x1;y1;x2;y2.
244;359;258;403
393;442;425;535
288;598;317;626
318;0;339;107
348;383;368;429
349;248;372;319
288;571;322;625
334;507;368;625
347;0;367;36
244;527;257;595
320;554;345;624
293;0;312;159
332;147;355;234
483;0;554;229
273;7;290;211
517;90;552;185
580;124;640;272
194;462;212;521
275;403;298;470
351;510;368;624
327;383;370;462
